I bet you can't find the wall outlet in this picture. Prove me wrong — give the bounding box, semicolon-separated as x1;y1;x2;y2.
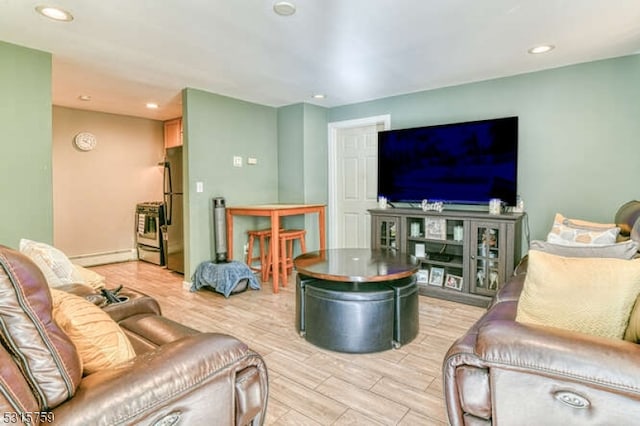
247;157;258;165
233;156;243;167
243;243;249;255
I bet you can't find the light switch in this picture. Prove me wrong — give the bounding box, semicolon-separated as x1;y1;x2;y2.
196;181;204;193
233;156;242;167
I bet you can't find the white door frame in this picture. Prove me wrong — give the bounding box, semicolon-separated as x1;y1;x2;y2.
327;115;391;248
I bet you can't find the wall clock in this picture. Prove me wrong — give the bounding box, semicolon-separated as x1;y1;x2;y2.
74;132;97;151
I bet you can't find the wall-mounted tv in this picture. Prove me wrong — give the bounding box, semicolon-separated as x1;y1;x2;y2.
377;116;518;205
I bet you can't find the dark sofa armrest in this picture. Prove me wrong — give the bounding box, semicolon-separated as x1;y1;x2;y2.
477;320;640;391
102;294;162;322
52;333;269;426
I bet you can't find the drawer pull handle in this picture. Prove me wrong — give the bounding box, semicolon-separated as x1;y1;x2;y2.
554;390;590;409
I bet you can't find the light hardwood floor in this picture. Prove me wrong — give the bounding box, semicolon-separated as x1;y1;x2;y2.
90;261;485;426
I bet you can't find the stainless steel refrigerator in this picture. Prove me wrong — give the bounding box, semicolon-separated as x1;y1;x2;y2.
163;146;184;273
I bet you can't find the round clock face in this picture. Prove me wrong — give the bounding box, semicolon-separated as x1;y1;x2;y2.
74;132;97;151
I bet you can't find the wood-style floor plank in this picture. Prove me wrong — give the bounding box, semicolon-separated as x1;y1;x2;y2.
89;261;484;425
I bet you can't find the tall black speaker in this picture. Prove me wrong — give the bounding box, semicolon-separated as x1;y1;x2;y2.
212;197;228;263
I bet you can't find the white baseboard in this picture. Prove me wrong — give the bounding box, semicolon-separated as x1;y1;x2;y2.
69;249;137;267
182;280;192;291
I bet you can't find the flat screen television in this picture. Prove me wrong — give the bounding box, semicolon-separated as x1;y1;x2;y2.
377;116;518;205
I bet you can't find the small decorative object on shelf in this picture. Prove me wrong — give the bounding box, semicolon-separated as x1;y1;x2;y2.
429;267;445;286
476;269;486;288
489;271;499;290
416;269;429;284
489;198;502;215
453;225;464;241
378;196;388;209
421;199;444;212
425;217;447;240
410;222;421;237
445;274;463;291
414;243;426;258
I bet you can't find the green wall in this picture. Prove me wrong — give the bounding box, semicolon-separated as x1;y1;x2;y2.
0;42;52;249
327;54;640;243
183;89;279;277
276;103;328;250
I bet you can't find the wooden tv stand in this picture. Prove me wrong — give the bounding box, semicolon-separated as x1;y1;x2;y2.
370;208;524;307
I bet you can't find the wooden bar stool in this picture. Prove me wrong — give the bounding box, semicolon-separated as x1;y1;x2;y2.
246;229;272;282
265;229;307;287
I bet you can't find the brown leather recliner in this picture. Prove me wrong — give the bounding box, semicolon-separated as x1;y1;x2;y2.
443;258;640;425
0;245;268;425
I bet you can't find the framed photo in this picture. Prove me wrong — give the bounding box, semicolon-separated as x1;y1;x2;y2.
425;217;447;240
416;269;429;284
444;273;463;291
414;243;426;258
428;267;445;286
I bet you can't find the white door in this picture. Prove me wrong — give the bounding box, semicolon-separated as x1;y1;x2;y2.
334;123;385;248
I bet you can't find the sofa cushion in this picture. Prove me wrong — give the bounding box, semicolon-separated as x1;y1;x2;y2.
516;250;640;339
19;238;85;287
546;213;619;246
0;245;82;409
73;264;106;290
624;296;640;342
530;239;639;259
50;289;136;375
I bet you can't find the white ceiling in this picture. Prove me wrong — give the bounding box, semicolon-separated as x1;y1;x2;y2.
2;1;640;121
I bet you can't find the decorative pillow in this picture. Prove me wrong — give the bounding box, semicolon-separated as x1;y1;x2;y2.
50;289;136;375
546;213;619;246
624;296;640;342
73;264;106;290
19;239;85;287
516;250;640;339
530;240;639;260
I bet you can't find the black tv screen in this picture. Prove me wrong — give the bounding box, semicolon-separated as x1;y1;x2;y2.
377;117;518;205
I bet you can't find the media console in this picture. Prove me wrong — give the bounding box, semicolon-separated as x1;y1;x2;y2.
370;208;524;307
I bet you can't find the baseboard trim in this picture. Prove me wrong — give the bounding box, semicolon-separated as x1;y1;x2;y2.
69;249;137;267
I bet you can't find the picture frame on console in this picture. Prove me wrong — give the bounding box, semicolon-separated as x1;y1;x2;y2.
425;218;447;240
445;273;463;291
429;267;445;286
416;269;429;284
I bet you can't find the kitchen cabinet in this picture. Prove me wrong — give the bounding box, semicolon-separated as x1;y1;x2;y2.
164;117;182;148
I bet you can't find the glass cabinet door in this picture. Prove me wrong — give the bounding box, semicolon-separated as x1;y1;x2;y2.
471;223;506;296
374;216;400;250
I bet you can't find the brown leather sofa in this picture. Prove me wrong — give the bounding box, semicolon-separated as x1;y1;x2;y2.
0;245;268;425
443;258;640;425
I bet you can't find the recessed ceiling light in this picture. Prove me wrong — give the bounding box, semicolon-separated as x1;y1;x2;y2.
312;94;326;100
273;1;296;16
528;44;555;54
78;95;91;101
35;5;74;22
146;102;159;109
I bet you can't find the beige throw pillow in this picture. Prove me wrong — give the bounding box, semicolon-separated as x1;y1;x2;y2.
19;239;85;287
72;264;106;290
516;250;640;339
50;289;135;375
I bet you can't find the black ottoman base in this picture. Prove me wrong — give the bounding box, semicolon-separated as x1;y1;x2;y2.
296;274;419;353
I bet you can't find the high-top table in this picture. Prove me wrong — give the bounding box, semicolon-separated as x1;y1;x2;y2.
294;248;420;353
225;203;326;293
